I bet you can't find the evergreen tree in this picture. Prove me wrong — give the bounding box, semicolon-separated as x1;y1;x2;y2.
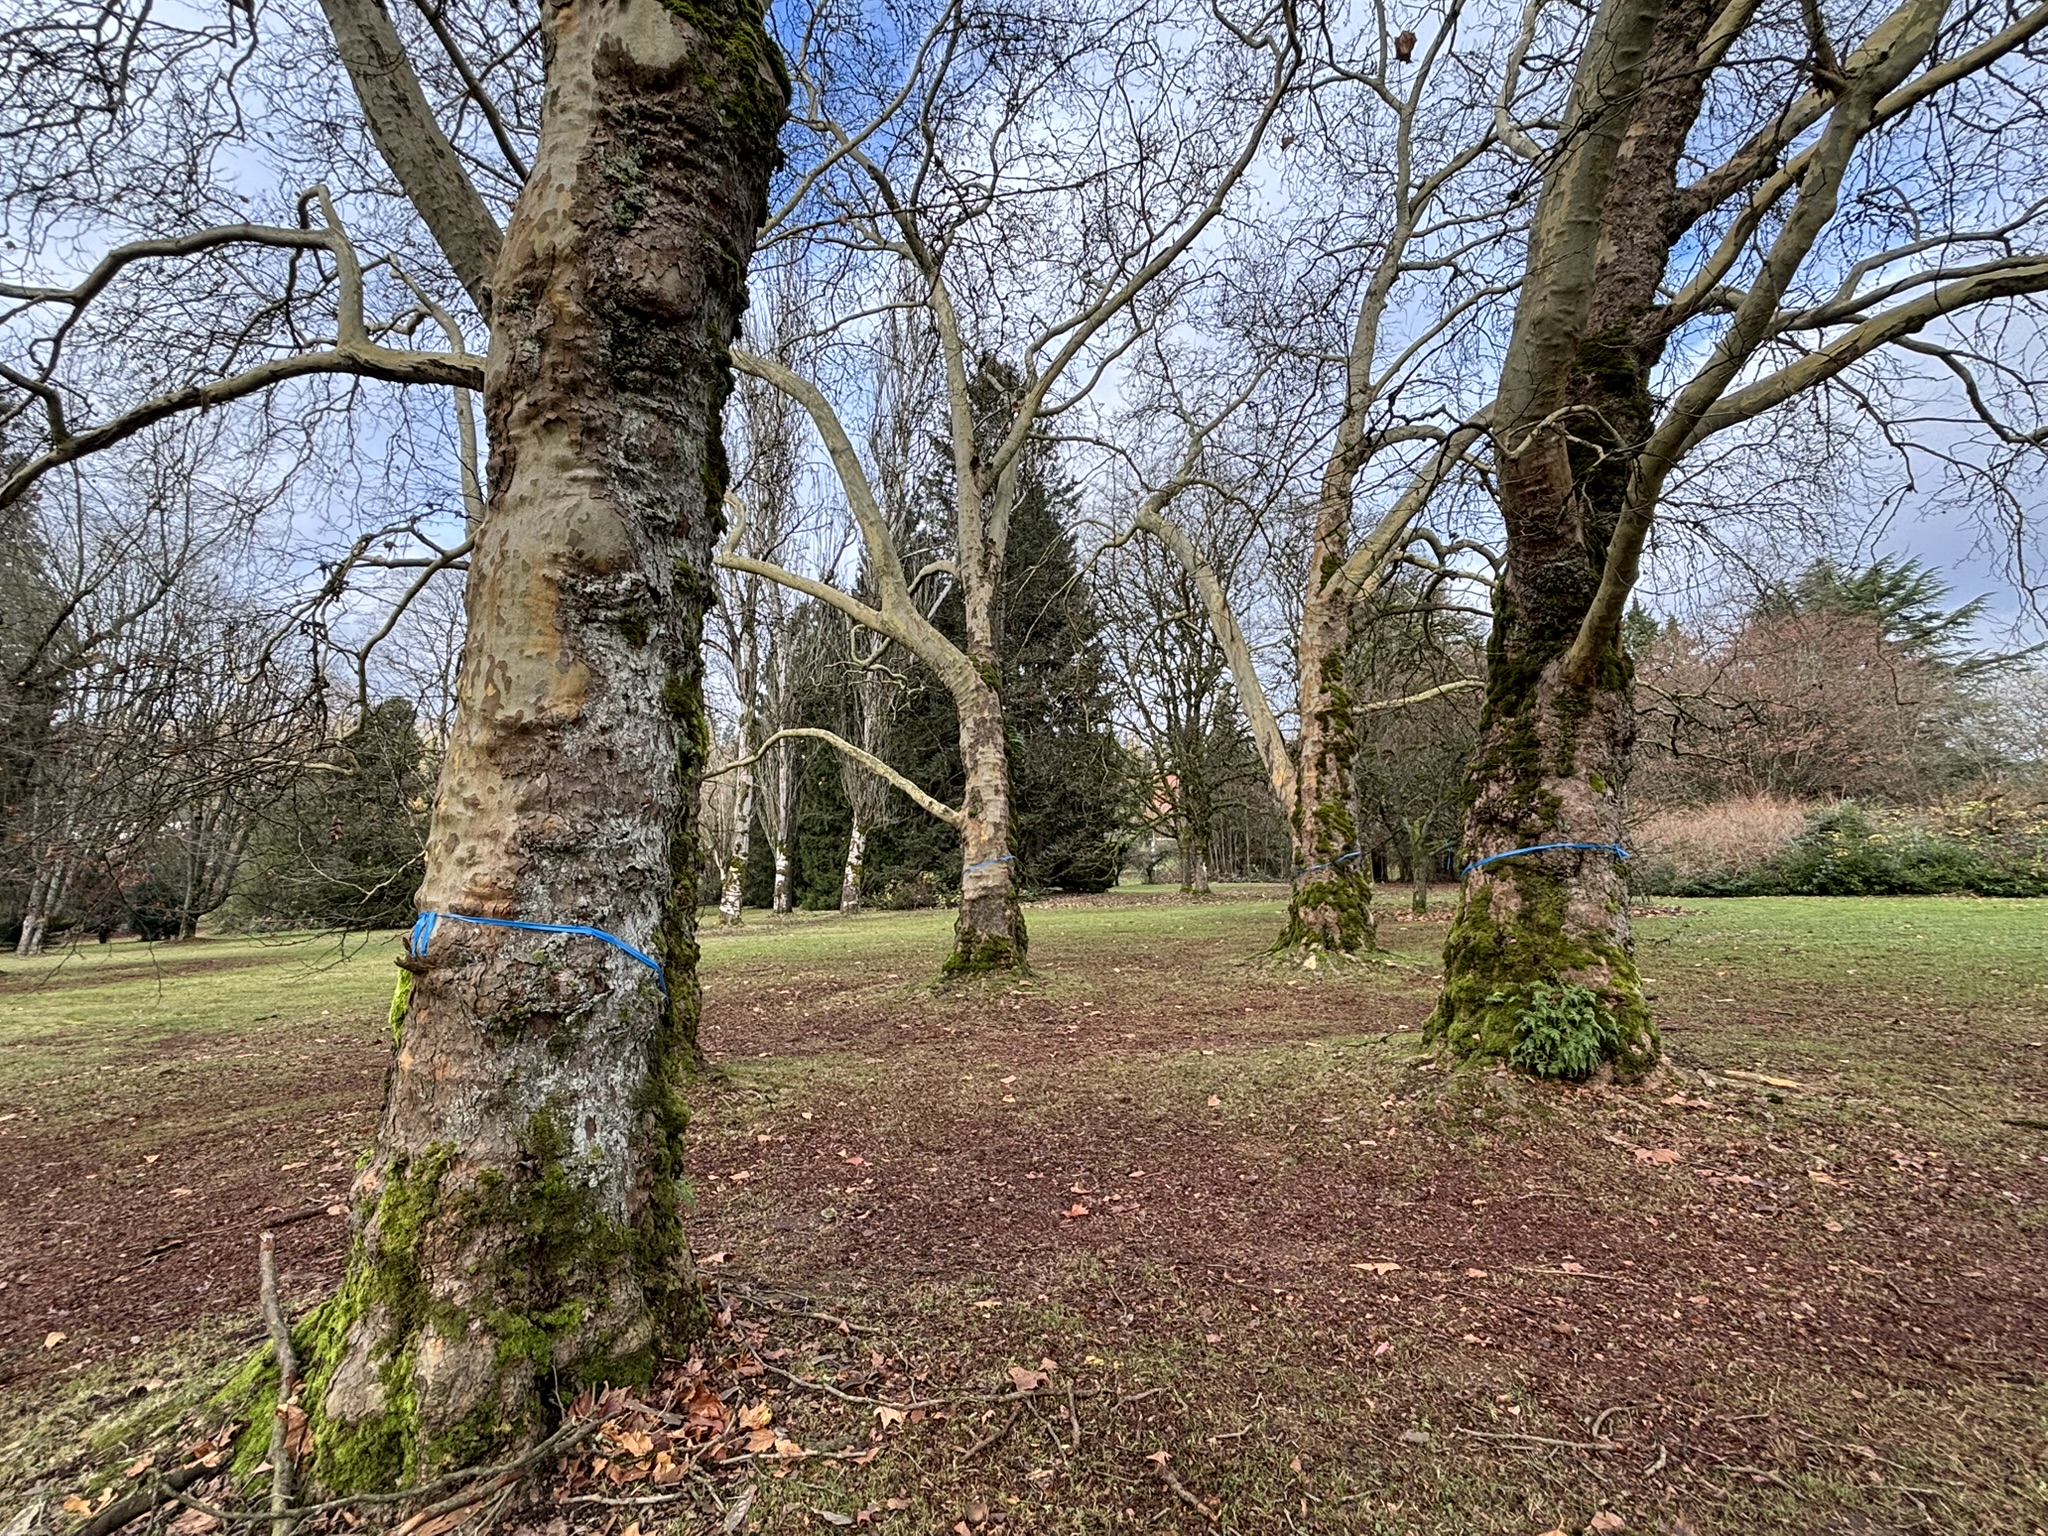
234;698;434;929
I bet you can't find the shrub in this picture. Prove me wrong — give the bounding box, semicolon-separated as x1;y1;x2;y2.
1493;982;1624;1081
1636;796;2048;897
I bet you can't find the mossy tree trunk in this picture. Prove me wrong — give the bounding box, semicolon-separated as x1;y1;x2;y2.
1429;493;1655;1075
1431;0;1715;1078
306;0;783;1489
1278;488;1374;955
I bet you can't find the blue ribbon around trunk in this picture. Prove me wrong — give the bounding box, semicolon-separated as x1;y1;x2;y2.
407;910;668;996
1460;842;1631;879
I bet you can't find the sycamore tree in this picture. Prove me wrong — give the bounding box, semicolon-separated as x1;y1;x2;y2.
714;0;1299;974
1122;0;1528;957
1436;0;2048;1079
2;0;784;1486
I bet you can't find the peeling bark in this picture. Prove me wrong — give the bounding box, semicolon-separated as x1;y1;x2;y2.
840;819;865;913
949;676;1025;972
302;0;783;1488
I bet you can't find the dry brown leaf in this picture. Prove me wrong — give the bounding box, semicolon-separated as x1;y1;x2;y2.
165;1509;221;1536
1634;1148;1680;1165
736;1402;773;1430
1589;1513;1626;1532
1007;1365;1047;1391
1062;1203;1090;1219
42;1331;65;1350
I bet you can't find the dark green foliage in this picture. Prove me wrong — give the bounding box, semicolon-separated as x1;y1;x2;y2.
1494;982;1625;1081
1753;556;1991;664
762;357;1132;903
791;744;851;909
993;414;1132;893
232;700;434;929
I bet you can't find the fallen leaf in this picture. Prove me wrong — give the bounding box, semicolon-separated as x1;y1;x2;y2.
1808;1170;1847;1186
699;1251;729;1266
171;1187;194;1197
165;1510;220;1536
1008;1365;1048;1391
1350;1261;1401;1275
62;1496;93;1516
1206;1095;1222;1108
1634;1148;1680;1165
1589;1513;1625;1532
1063;1203;1090;1219
816;1514;854;1529
1372;1340;1392;1357
875;1405;907;1426
743;1428;776;1453
42;1331;65;1349
736;1403;773;1430
1145;1450;1170;1465
125;1454;154;1478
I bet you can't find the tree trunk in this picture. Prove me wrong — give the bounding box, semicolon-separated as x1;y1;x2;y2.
948;678;1025;973
1183;826;1211;895
1430;0;1720;1080
770;847;791;914
1279;561;1373;953
303;0;781;1490
718;770;753;927
840;819;865;913
1407;817;1430;915
16;860;53;957
1428;439;1656;1079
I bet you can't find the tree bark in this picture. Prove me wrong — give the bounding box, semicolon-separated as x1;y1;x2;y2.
1432;0;1709;1079
302;0;782;1490
840;818;865;913
719;770;753;926
948;676;1025;973
770;846;791;914
1278;482;1374;954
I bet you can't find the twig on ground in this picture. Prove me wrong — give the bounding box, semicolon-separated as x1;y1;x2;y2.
1153;1463;1219;1525
1066;1380;1082;1453
1454;1427;1618;1452
258;1231;298;1536
145;1415;601;1526
961;1407;1021;1458
716;1281;880;1334
73;1462;215;1536
1588;1405;1630;1441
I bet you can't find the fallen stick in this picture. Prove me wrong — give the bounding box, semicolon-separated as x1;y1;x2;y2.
1154;1464;1219;1525
74;1463;215;1536
258;1231;298;1536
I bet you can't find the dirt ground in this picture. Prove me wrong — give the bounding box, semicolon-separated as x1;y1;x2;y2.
1;892;2043;1534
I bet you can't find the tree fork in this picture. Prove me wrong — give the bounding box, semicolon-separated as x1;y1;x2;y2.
291;0;785;1489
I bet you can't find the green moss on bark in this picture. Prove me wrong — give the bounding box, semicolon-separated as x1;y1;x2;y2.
944;925;1028;976
277;1093;699;1494
1429;878;1657;1080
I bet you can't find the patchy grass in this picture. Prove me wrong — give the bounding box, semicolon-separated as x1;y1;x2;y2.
2;896;2044;1534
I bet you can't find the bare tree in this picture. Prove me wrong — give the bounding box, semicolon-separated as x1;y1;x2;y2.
1123;2;1526;955
716;0;1300;973
1435;0;2048;1077
3;0;786;1481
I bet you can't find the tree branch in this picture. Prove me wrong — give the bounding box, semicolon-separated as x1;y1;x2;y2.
706;727;964;829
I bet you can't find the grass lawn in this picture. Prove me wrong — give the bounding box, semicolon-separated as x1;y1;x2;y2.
1;894;2043;1533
